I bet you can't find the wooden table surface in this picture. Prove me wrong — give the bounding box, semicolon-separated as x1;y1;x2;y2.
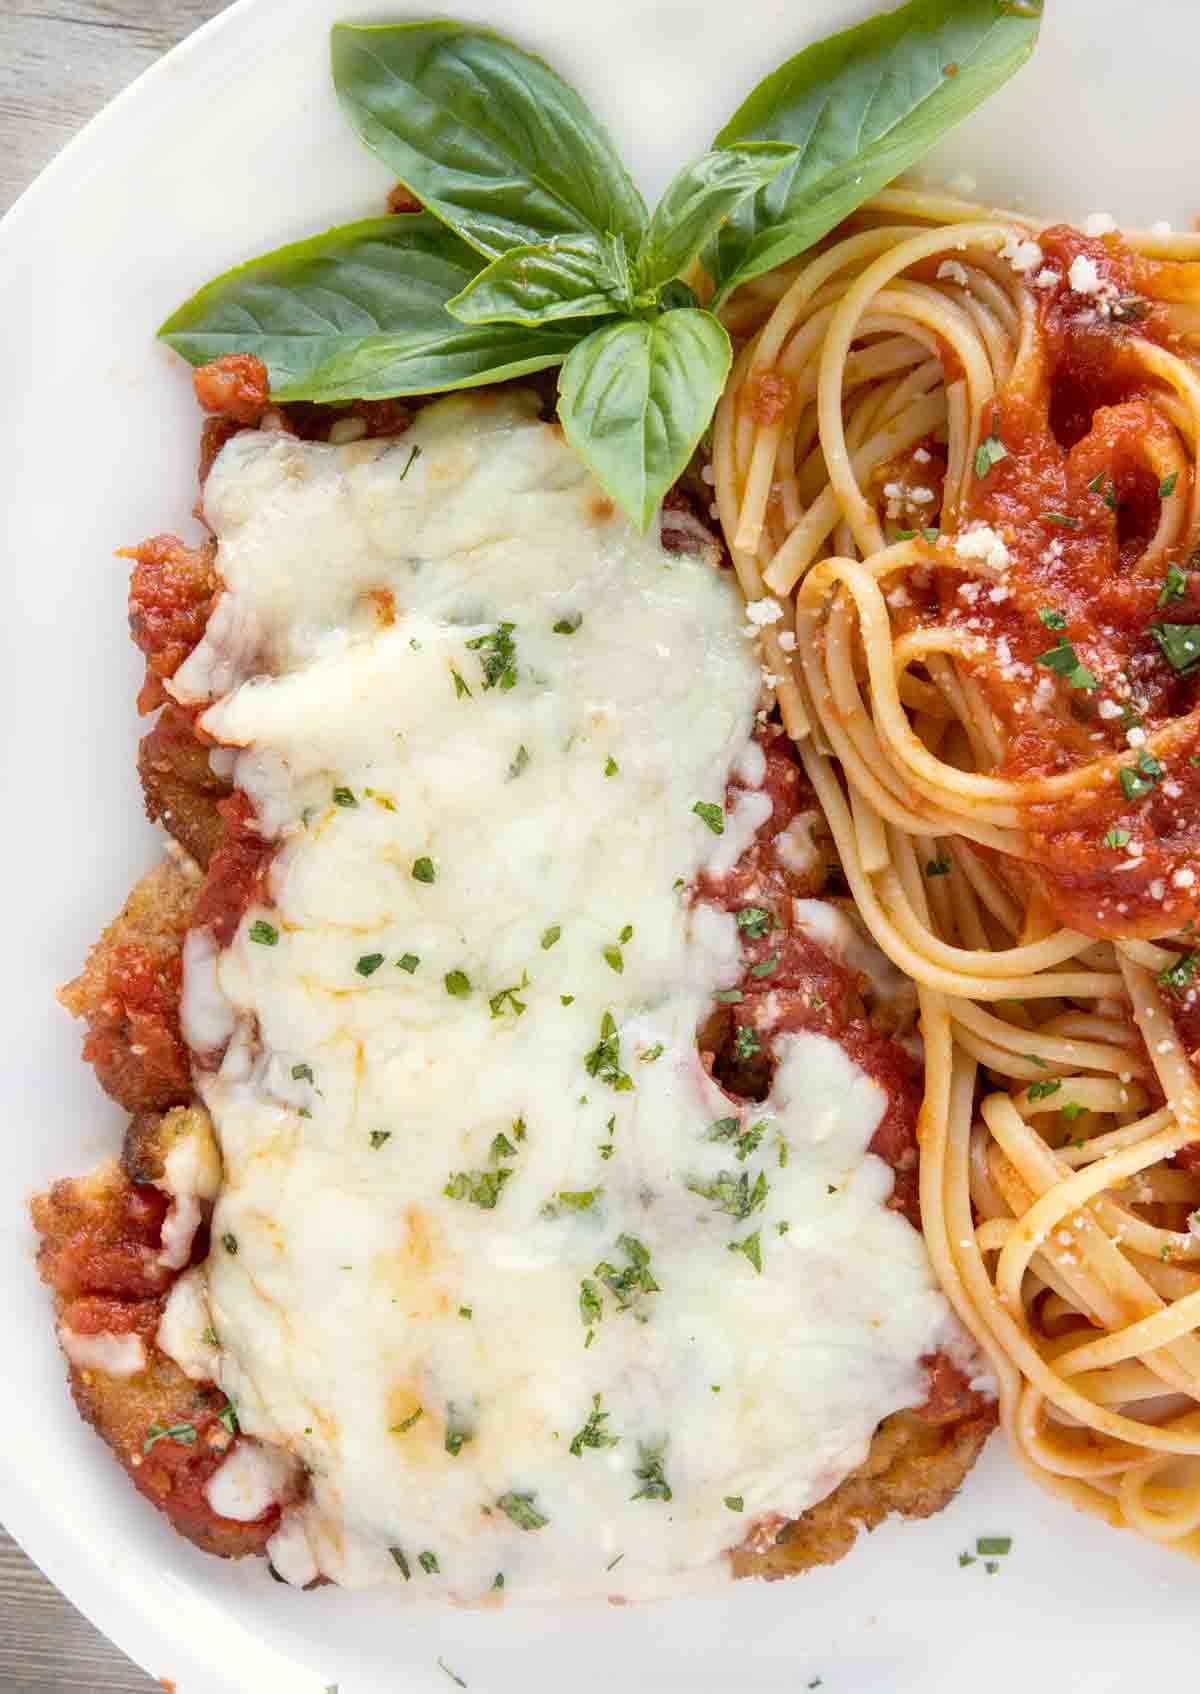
1;10;232;1686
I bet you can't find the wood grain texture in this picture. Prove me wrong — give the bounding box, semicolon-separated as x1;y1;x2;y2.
2;9;233;1686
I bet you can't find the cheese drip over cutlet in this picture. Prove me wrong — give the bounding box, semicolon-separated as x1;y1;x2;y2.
163;391;959;1598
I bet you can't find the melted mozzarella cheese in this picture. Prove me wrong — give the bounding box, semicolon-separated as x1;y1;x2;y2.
164;393;960;1599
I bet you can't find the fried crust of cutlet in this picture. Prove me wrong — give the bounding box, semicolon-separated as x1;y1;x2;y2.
732;1405;995;1579
58;855;200;1113
138;703;230;869
31;1157;279;1558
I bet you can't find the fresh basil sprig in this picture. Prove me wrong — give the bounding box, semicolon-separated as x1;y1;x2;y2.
160;3;1041;529
704;0;1042;304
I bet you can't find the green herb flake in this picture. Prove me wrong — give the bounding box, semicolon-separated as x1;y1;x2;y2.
332;786;357;808
1119;748;1164;801
735;906;772;938
604;755;619;777
222;1232;238;1255
687;1168;769;1221
958;1550;976;1568
1038;607;1066;630
593;1234;659;1311
249;919;279;946
974;420;1008;479
976;1536;1012;1556
143;1421;198;1456
369;1129;392;1149
714;987;745;1004
707;1115;766;1162
437;1660;466;1689
1061;1102;1086;1122
734;1024;762;1061
693;800;726;834
1036;637;1098;690
508;744;531;779
202;1326;219;1347
355;952;384;977
418;1550;440;1575
1160;471;1179;498
640;1042;664;1063
445;968;472;997
1151;622;1200;675
553;613;582;634
412;856;436;883
579;1278;603;1329
602;944;624;974
397;952;420;973
397;443;421;480
750;953;780;978
444;1168;512;1209
1102;828;1131;849
632;1440;672;1503
497;1491;549;1531
1026;1079;1061;1101
724;1494;745;1511
728;1229;763;1273
466;622;518;691
291;1062;314;1083
391;1407;423;1434
925;855;952;877
489;974;529;1018
570;1393;619;1457
541;924;562;950
492;1572;504;1589
1159;562;1188;607
584;1011;634;1092
1157;949;1200;996
1040;511;1081;529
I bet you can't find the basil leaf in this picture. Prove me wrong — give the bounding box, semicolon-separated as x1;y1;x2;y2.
558;309;731;532
331;23;647;261
160;215;486;391
704;0;1042;303
637;144;796;291
448;233;633;326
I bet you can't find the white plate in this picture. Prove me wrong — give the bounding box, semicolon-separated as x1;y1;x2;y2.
2;1;1198;1688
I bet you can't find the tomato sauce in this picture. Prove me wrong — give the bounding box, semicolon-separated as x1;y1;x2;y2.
940;227;1200;936
191;790;276;947
124;533;219;714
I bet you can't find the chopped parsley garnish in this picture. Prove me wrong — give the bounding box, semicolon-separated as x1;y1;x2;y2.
332;786;358;807
291;1062;314;1083
412;856;436;883
976;1536;1012;1556
458;1306;473;1320
445;969;472;997
729;1230;763;1273
584;1011;634;1091
593;1234;659;1311
958;1550;976;1568
1151;621;1200;674
492;1572;505;1589
579;1278;604;1328
489;974;529;1018
750;954;780;977
437;1660;466;1689
391;1407;423;1434
1086;471;1106;494
389;1547;411;1580
735;906;772;938
202;1326;219;1347
397;443;421;480
222;1232;238;1254
1026;1079;1061;1101
687;1168;769;1220
1102;828;1131;849
603;944;624;974
1040;511;1081;529
541;925;561;950
553;613;582;634
249;919;279;946
397;953;420;973
714;987;745;1004
561;993;575;1005
724;1495;745;1512
604;755;619;777
1061;1102;1086;1122
895;526;940;544
925;856;952;877
631;1440;673;1503
355;952;384;977
734;1025;762;1061
569;1393;619;1457
1157;949;1200;996
546;1189;601;1217
444;1168;512;1209
1160;472;1179;499
497;1491;549;1530
1119;748;1164;800
370;1129;392;1149
143;1421;197;1455
606;1553;625;1571
451;666;472;699
418;1551;440;1575
640;1042;664;1063
692;800;726;834
706;1116;766;1162
1038;609;1067;632
466;622;518;691
508;744;531;779
490;1132;518;1161
973;418;1008;479
1036;637;1097;690
1159;562;1188;607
